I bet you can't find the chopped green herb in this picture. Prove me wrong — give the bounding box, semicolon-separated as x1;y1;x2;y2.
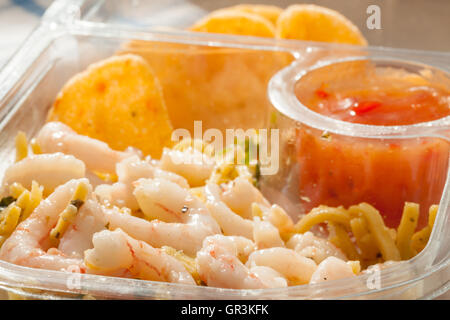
70;199;84;210
0;196;15;208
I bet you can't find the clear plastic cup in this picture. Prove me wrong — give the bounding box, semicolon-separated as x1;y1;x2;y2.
266;56;450;230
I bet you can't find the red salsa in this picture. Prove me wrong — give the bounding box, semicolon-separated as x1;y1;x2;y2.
295;61;450;228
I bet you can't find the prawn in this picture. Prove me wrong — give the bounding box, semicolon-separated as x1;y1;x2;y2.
103;177;221;256
159;147;215;187
253;217;284;249
204;182;254;239
221;177;270;219
196;234;287;289
2;153;85;194
36;121;133;173
309;256;355;284
58;199;108;258
84;228;195;285
287;231;347;264
246;247;317;285
0;179;90;271
95;155;188;211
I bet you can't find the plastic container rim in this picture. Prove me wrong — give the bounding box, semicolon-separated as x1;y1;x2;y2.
268;55;450;140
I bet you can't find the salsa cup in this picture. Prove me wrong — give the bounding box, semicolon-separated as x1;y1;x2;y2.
266;56;450;229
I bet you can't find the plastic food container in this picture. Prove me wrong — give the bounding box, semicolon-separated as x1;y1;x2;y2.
0;0;448;299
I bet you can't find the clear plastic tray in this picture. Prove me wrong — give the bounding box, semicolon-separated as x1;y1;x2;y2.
0;0;448;299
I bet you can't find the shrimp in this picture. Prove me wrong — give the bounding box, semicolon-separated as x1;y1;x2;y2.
35;121;133;173
196;234;286;289
95;155;188;211
2;153;85;194
221;177;270;219
309;256;355;284
246;247;317;285
58;199;107;258
204;182;254;239
84;228;195;285
250;266;288;288
159;147;215;187
257;204;295;238
103;178;221;256
287;232;347;264
253;217;284;249
0;179;90;271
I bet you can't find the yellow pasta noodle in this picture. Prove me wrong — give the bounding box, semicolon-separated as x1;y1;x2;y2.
0;204;21;235
328;222;360;261
359;234;381;266
347;260;361;275
348;203;400;261
350;217;378;262
411;205;438;253
9;182;26;199
49;204;77;247
49;181;89;246
396;202;419;259
15;131;28;162
30;138;42;155
295;205;350;233
13;181;43;222
15;189;31;216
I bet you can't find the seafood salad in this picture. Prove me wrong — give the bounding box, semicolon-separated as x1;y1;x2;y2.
0;121;360;288
0;120;436;290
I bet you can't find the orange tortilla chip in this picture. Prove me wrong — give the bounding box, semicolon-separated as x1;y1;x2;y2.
47;54;173;158
276;4;367;45
223;4;283;26
190;9;275;38
119;41;293;134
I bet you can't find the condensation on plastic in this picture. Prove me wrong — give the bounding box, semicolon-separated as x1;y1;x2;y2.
0;0;448;299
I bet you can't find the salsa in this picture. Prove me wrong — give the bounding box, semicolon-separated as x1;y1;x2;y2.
306;85;450;126
294;61;450;228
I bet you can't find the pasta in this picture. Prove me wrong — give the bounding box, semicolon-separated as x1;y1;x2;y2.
291;201;438;267
328;222;360;261
411;205;438;253
14;131;28;162
49;181;89;246
396;202;419;259
349;203;401;261
294;205;350;233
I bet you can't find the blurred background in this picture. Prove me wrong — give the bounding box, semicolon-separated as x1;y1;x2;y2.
0;0;449;69
0;0;51;67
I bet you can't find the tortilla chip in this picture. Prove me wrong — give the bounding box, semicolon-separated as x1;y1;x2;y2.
223;4;283;25
119;41;293;133
276;4;367;45
190;9;275;38
47;54;173;157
